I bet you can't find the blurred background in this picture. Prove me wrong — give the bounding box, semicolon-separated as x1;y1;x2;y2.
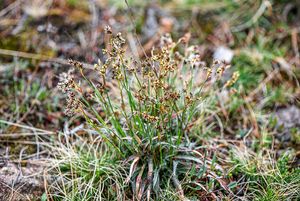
0;0;299;199
0;0;299;129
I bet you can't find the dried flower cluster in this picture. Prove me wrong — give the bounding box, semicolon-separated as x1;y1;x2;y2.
225;71;240;87
57;69;75;93
57;67;81;116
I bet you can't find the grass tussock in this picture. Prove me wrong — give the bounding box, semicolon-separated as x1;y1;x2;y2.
48;131;127;201
230;145;300;200
54;28;240;200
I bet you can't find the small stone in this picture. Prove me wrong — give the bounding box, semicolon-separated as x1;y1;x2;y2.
275;106;300;144
276;106;300;128
213;46;234;63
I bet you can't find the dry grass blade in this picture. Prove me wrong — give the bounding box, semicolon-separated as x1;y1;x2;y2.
126;156;140;184
0;119;55;134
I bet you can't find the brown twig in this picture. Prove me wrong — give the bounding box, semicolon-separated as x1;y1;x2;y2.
0;48;94;69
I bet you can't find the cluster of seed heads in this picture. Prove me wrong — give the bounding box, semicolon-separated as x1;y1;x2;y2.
57;69;75;93
225;71;240;87
64;91;80;116
68;59;83;69
58;26;239;130
57;63;81;116
141;112;159;123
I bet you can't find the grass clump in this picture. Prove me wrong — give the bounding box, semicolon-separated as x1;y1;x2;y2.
55;28;239;200
230;146;300;200
49;133;127;201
